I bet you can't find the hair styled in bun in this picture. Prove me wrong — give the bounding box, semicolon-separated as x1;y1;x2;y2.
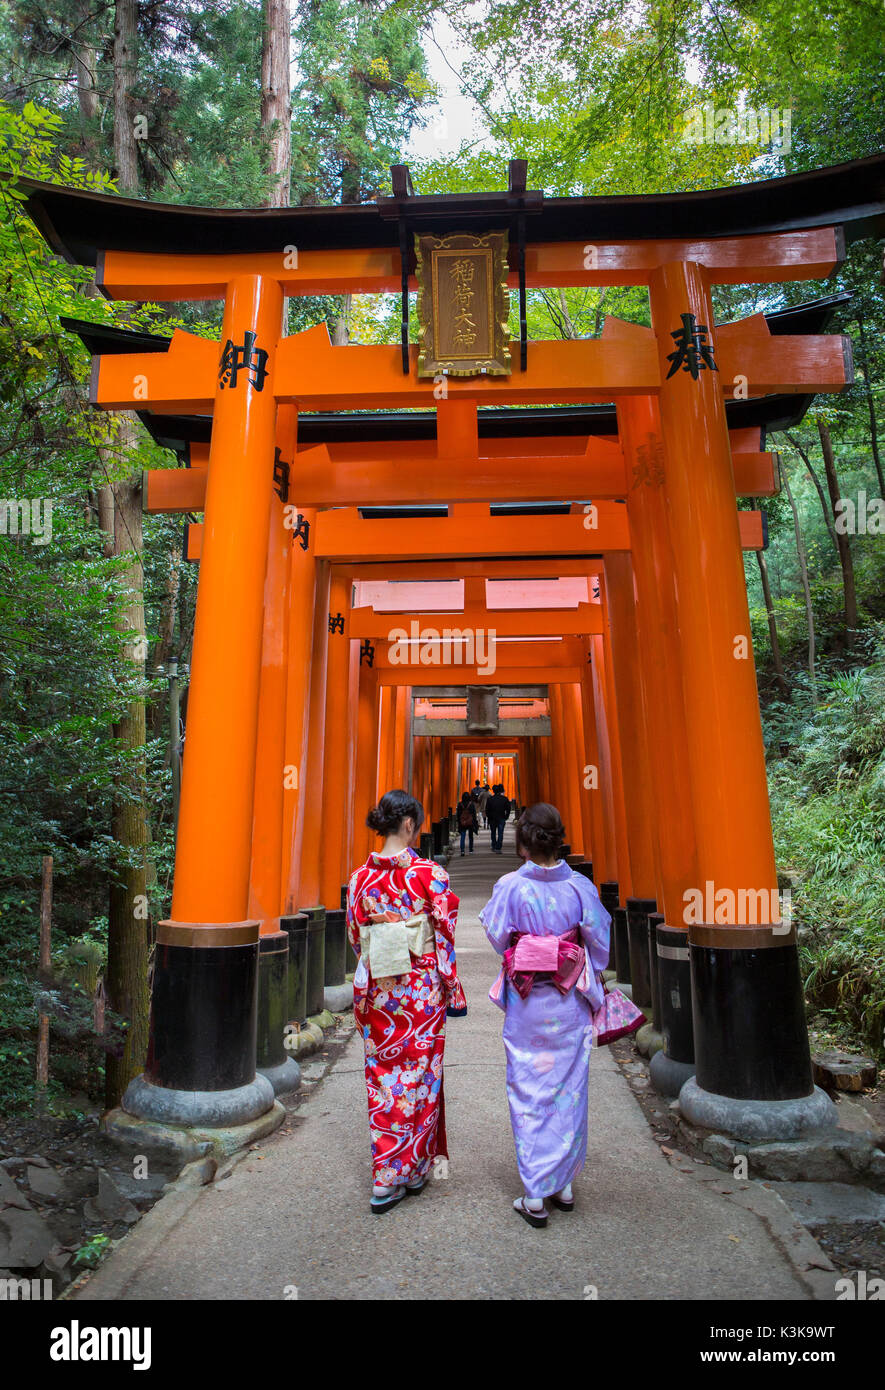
366;788;424;838
515;802;566;860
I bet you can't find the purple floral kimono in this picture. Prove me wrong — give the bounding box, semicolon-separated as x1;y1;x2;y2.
480;861;611;1200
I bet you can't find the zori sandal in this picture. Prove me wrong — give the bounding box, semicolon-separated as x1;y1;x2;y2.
370;1185;406;1214
513;1196;548;1229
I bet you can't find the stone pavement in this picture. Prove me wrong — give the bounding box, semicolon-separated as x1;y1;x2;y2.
75;824;818;1301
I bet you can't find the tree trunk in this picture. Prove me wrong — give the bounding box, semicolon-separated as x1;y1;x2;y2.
97;484;115;556
817;418;858;645
332;293;352;345
855;313;885;496
74;2;99;126
341;157;361;204
103;8;150;1106
261;0;292;207
781;459;817;705
150;542;181;735
104;429;151;1107
782;431;838;551
756;548;790;700
113;0;139;193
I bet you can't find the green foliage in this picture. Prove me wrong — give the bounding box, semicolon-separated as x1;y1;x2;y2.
73;1232;111;1266
291;0;434;204
768;642;885;1051
0;100;192;1111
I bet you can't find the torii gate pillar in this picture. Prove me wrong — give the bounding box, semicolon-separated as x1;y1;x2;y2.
650;261;835;1137
125;275;284;1133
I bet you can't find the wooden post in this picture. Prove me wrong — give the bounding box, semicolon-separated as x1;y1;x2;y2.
320;572;355;906
590;614;630;895
602;553;660;899
248;407;295;933
35;855;52;1092
579;644;609;881
297;558;332;907
281;506;319;915
168;659;181;836
171;272;284;924
135;272;284;1121
560;681;587;856
649;259;814;1111
353;661;381;866
649;260;777;904
548;685;570;830
619;394;698;925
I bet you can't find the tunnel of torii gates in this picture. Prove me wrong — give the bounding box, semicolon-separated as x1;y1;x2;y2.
24;153;885;1145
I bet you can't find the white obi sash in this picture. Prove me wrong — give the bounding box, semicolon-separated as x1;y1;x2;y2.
358;912;435;980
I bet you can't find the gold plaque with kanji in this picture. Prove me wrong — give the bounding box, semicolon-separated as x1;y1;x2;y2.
416;231;511;378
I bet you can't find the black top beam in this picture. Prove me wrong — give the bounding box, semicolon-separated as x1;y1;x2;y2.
21;154;885;267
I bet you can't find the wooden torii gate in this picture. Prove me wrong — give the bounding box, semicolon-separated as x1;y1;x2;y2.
25;154;885;1146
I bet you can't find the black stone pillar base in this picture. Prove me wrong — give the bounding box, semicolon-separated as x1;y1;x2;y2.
123;1071;275;1127
599;881;619;972
139;918;275;1100
324;909;347;987
256;931;302;1097
626;897;656;1009
257;1056;302;1097
679;1078;836;1141
680;925;838;1139
281;913;308;1023
649;1051;696;1098
300;906;326;1018
598;881;619;916
650;922;695;1098
123;918;277;1130
612;908;630;985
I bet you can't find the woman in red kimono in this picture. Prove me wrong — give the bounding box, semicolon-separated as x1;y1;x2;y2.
346;789;467;1213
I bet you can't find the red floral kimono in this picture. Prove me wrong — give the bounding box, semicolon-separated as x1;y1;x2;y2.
346;847;467;1187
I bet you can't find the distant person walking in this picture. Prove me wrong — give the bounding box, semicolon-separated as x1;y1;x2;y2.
458;790;478;855
476;782;491;827
346;789;467;1213
480;803;610;1227
486;783;511;854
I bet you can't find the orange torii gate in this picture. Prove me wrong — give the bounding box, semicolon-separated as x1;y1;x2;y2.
25;154;885;1148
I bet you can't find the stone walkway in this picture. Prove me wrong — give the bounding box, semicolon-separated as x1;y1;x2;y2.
75;825;817;1301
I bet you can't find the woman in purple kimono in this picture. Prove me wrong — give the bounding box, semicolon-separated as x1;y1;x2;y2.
479;803;611;1228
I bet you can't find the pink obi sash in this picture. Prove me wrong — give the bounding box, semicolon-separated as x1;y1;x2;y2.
502;926;585;999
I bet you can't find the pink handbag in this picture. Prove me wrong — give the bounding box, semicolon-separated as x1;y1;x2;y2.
592;973;646;1045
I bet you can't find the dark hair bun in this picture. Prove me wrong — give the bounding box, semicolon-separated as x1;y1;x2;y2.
516;802;566;858
366;788;424;837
